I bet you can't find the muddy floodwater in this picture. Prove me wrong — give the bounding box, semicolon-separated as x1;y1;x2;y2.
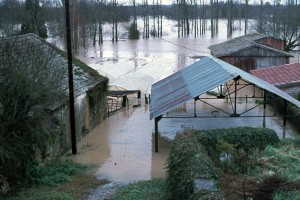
67;19;300;183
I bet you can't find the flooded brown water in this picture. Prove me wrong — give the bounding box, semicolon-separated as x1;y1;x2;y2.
67;19;299;183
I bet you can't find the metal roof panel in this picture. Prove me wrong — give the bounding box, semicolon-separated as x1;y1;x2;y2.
150;56;300;120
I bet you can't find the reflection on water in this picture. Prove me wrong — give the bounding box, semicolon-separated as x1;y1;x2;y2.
71;103;171;183
70;96;298;183
68;19;299;183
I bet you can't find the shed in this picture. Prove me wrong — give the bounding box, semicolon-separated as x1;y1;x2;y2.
0;34;108;155
251;63;300;97
150;56;300;152
208;33;293;72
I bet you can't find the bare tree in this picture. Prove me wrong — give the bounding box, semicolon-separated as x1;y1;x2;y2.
255;0;300;51
20;0;48;38
0;0;23;37
142;0;150;38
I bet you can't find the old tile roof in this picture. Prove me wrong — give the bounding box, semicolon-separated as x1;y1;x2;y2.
250;63;300;86
208;32;292;57
0;33;108;110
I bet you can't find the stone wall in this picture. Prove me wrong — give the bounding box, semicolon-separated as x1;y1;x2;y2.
50;81;108;156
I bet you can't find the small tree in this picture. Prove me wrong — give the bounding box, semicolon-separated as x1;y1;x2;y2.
0;35;67;186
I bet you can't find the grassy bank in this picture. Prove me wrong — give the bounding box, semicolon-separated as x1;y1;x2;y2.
2;160;107;200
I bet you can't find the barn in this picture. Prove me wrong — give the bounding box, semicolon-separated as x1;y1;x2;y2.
208;33;293;72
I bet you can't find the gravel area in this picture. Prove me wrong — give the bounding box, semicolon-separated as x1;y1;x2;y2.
86;182;126;200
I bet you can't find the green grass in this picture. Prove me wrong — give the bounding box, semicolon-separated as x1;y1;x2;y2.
260;139;300;181
112;179;166;200
3;160;106;200
274;191;300;200
6;189;73;200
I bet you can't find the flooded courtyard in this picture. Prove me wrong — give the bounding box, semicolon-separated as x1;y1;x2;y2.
67;19;300;183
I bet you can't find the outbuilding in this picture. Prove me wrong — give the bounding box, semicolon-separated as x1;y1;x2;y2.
208;33;293;72
150;56;300;152
0;33;108;155
251;63;300;97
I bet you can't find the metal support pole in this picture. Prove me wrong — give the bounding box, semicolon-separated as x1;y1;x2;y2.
194;96;199;117
64;0;77;154
234;79;237;115
122;95;127;107
154;116;162;153
283;100;287;127
231;76;240;117
263;90;267;109
194;100;197;117
263;90;267;128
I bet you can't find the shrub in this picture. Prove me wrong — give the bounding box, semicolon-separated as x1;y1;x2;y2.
128;23;139;39
166;133;218;200
194;127;280;173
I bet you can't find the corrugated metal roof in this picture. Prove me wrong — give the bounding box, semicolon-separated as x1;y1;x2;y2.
208;32;292;57
150;56;300;120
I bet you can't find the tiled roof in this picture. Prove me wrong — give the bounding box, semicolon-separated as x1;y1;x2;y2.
208;32;292;57
0;33;108;110
250;63;300;86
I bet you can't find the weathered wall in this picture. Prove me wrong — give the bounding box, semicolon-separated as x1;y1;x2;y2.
220;46;290;72
258;37;285;51
50;81;108;156
278;83;300;97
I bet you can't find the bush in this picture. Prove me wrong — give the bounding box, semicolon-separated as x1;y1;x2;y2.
194;127;280;173
128;23;139;39
166;133;218;200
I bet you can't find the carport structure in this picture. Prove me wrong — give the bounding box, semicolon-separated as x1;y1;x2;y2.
150;56;300;152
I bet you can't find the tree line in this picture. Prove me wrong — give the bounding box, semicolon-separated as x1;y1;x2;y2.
0;0;299;49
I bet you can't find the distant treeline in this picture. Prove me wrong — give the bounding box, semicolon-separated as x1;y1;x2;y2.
1;0;299;50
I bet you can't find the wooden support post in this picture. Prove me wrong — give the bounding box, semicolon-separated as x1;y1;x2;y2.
145;94;148;104
154;116;162;153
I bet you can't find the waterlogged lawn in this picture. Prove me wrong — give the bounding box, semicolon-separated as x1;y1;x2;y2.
112;179;166;200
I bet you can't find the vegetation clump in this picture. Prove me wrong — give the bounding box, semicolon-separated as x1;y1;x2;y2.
112;179;165;200
166;133;219;200
128;22;140;39
166;127;281;200
1;160;93;200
